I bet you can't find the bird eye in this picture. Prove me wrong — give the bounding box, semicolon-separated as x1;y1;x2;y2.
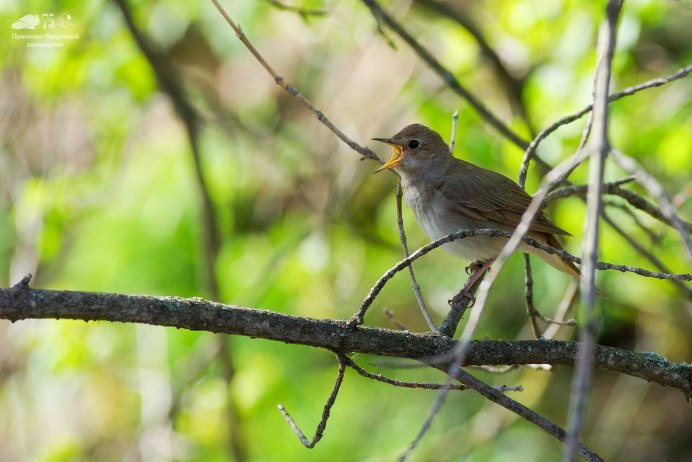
408;139;420;149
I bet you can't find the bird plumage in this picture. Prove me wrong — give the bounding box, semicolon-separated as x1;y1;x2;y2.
375;123;584;282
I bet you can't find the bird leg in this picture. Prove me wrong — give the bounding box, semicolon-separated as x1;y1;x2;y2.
457;259;495;299
439;258;495;337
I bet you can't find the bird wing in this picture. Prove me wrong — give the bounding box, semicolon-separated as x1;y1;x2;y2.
436;162;571;236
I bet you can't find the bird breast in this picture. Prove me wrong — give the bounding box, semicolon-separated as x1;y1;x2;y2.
403;181;520;261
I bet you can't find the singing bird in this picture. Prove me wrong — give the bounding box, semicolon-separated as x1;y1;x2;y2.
374;123;585;286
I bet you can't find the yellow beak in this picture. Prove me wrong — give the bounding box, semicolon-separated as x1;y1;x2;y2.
372;138;404;172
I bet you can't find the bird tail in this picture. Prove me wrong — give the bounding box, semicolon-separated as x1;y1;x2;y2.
543;234;606;298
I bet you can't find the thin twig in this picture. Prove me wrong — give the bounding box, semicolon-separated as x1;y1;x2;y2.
399;364;605;462
449;110;459;153
343;356;470;391
211;0;382;163
544;178;635;203
523;254;542;339
521;104;595;190
566;3;623;461
360;0;530;150
12;273;32;289
346;356;524;392
523;265;578;331
544;280;580;339
396;180;438;332
540;315;577;327
278;355;347;448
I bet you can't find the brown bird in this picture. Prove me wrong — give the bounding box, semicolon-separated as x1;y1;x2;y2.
374;123;585;288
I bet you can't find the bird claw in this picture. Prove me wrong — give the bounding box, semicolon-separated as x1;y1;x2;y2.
465;260;486;275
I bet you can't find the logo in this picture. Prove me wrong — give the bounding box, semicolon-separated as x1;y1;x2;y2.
11;14;40;30
11;13;80;48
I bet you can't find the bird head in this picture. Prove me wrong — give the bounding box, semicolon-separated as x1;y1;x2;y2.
373;124;450;174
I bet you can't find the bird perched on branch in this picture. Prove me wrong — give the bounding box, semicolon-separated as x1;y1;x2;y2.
374;123;588;291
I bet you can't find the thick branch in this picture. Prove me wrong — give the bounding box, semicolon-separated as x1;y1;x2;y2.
1;286;689;396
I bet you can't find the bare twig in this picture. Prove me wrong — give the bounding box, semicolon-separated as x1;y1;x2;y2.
524;276;578;333
396;180;438;331
544;178;635;203
360;0;530;150
566;3;623;461
544;280;580;339
343;356;473;391
521;109;595;190
540;315;577;327
449;110;459;153
278;356;346;448
211;0;382;163
369;5;398;49
400;365;605;462
523;254;542;339
12;273;32;289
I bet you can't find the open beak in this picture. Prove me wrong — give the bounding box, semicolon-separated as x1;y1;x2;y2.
373;137;404;173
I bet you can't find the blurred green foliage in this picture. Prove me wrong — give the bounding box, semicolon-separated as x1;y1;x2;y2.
0;0;690;461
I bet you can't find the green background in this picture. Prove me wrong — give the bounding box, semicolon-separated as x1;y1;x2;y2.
1;0;690;461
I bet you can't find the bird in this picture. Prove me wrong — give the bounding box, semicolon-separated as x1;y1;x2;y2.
373;123;588;291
